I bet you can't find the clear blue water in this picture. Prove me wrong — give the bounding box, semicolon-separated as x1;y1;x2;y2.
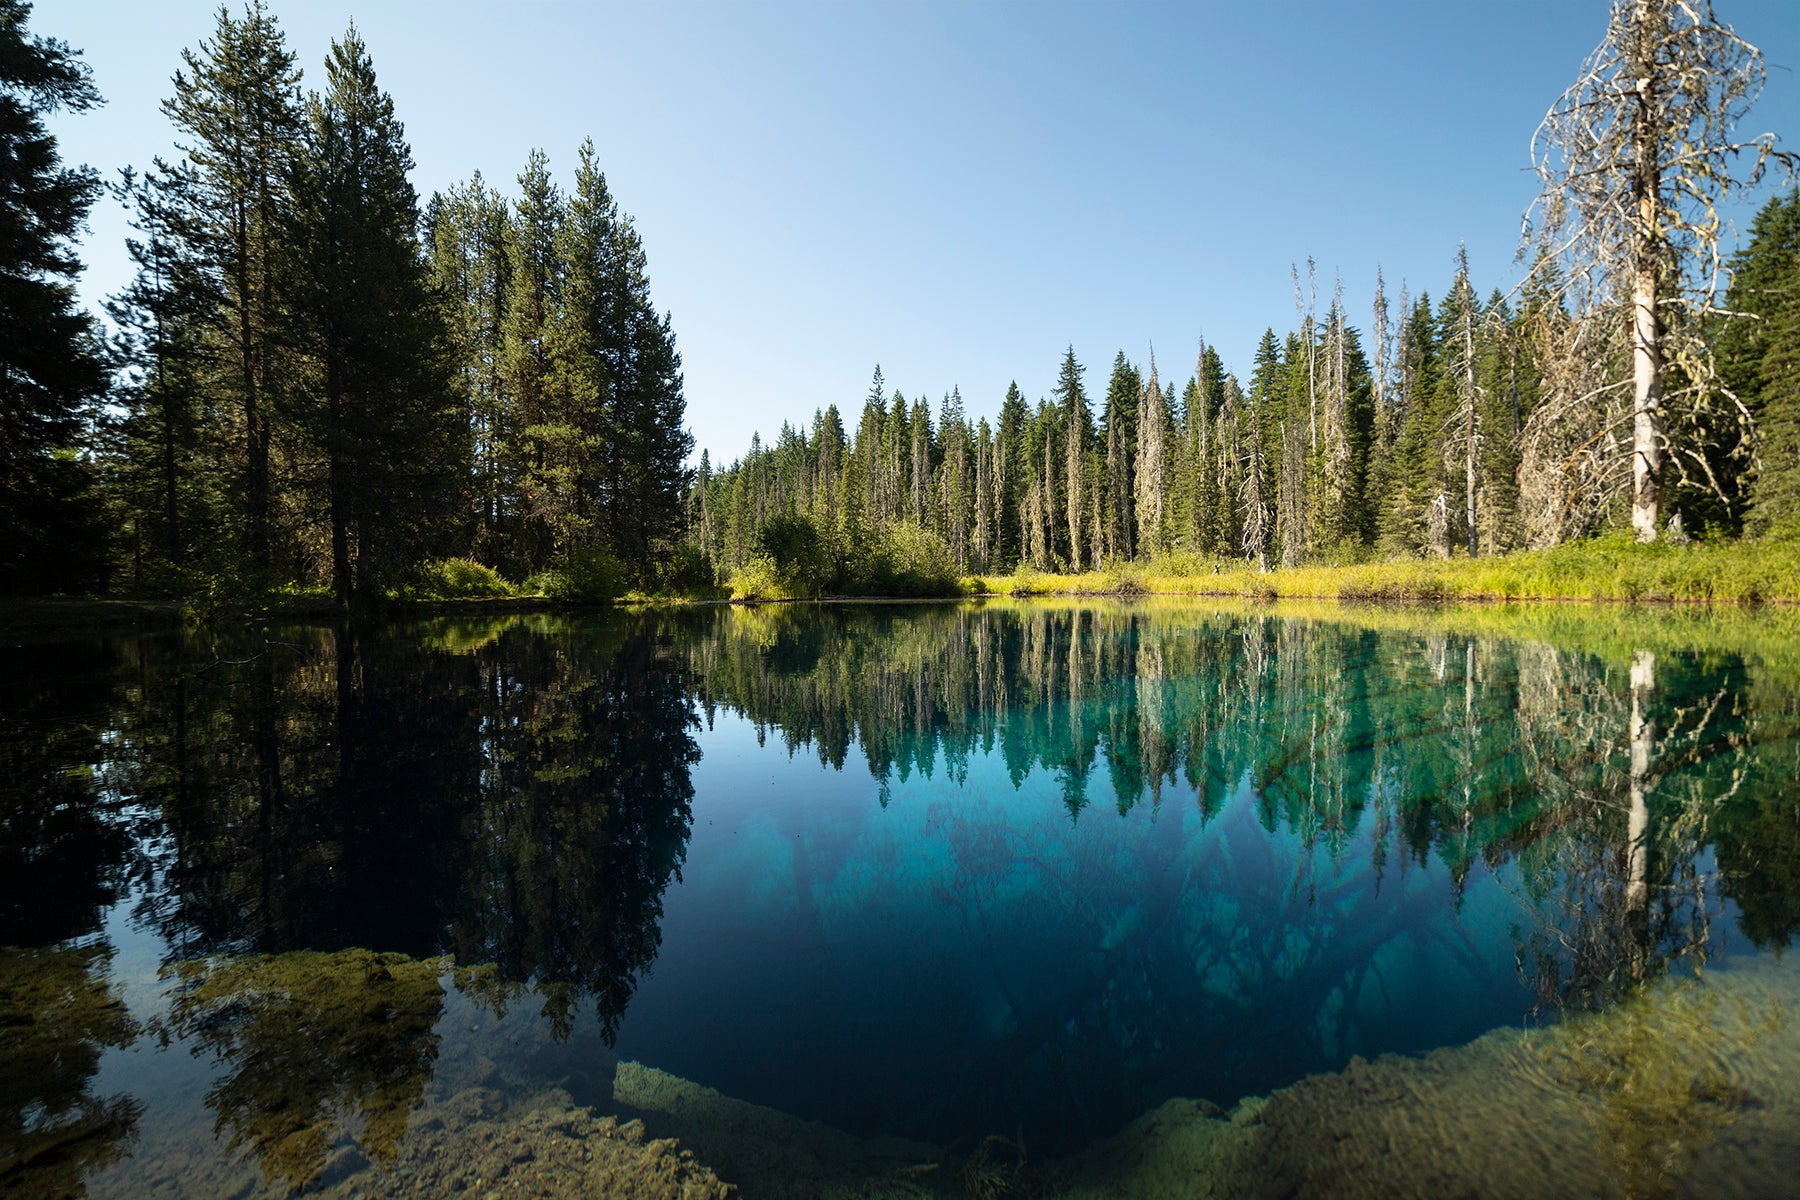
3;600;1796;1194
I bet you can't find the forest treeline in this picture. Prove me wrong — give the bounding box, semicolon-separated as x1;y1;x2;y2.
4;1;691;603
700;214;1800;597
3;0;1797;603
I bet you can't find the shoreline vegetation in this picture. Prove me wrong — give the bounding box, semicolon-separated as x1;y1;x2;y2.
7;534;1799;632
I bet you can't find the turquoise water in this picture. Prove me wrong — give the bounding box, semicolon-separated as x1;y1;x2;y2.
3;600;1797;1194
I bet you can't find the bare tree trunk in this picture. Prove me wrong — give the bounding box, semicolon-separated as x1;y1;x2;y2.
1631;253;1662;541
1630;0;1663;542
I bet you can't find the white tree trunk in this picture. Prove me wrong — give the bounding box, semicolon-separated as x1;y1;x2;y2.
1631;255;1662;541
1630;0;1663;543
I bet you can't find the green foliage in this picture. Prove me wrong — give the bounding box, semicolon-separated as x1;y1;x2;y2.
401;558;517;601
539;545;625;604
16;1;1799;602
729;555;790;602
647;543;720;598
0;0;109;594
730;518;963;599
285;24;469;605
1725;191;1800;536
860;522;959;597
160;0;303;586
753;513;832;597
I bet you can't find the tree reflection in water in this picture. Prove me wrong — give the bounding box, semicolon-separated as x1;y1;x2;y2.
2;601;1797;1188
91;614;699;1183
0;645;144;1198
0;946;141;1200
675;601;1800;1147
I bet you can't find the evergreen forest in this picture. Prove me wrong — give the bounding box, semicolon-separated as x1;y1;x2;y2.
4;0;1798;607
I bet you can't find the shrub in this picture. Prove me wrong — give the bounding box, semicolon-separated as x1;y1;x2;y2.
540;546;625;604
752;515;833;597
861;524;959;596
654;543;719;596
404;557;517;601
730;554;786;601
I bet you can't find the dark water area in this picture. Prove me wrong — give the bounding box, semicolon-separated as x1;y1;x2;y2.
4;600;1799;1196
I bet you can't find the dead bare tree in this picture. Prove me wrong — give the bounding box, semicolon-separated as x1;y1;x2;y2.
1521;0;1793;542
1518;284;1635;546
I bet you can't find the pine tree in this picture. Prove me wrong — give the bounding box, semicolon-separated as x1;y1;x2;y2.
163;0;303;583
1241;373;1270;571
1182;341;1227;556
498;149;564;574
909;395;933;526
994;382;1027;570
1382;292;1445;554
284;23;466;603
1215;375;1245;556
1725;191;1800;533
1339;324;1378;547
812;403;846;533
1135;355;1171;557
427;172;511;560
591;176;692;577
108;161;217;591
1476;289;1523;552
0;0;108;593
1448;245;1482;556
1365;270;1400;542
1100;351;1140;561
542;139;618;558
973;417;994;570
938;389;970;567
1054;347;1091;570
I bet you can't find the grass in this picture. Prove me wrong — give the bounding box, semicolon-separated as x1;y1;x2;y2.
10;534;1792;632
962;534;1800;605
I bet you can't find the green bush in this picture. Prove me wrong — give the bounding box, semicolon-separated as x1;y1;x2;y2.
654;543;719;596
730;554;787;601
404;557;517;600
540;546;625;604
752;514;833;597
861;524;959;596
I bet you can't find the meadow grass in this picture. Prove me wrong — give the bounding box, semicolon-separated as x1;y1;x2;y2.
965;534;1800;606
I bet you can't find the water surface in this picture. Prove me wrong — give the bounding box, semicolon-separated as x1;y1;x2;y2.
4;600;1798;1196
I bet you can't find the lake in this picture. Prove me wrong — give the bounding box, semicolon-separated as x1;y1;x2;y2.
5;599;1799;1198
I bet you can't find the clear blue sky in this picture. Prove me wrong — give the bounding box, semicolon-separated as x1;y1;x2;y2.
45;0;1799;464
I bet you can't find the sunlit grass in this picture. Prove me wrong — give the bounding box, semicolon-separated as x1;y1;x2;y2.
965;534;1800;605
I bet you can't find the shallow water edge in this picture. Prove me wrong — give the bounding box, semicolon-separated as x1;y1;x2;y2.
12;946;1791;1199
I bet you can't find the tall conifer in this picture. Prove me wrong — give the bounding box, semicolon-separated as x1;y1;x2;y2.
163;0;303;583
0;0;108;592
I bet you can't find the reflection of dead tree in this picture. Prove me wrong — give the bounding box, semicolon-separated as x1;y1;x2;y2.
1508;643;1751;1010
1627;651;1656;926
